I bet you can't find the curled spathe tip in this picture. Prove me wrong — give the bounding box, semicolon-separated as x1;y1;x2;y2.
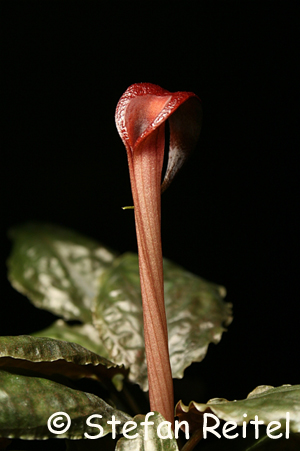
115;82;202;193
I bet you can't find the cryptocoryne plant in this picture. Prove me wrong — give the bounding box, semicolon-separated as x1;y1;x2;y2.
0;83;299;451
115;82;203;425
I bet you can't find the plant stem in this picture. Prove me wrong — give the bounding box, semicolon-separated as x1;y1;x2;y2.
129;125;174;425
180;428;203;451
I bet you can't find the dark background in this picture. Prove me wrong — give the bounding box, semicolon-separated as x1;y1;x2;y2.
2;1;299;405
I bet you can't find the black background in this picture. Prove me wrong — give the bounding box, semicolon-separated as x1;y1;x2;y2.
2;1;299;406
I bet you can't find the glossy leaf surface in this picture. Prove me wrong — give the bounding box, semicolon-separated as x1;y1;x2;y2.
93;253;147;389
0;370;131;439
33;319;109;357
7;223;231;391
115;412;179;451
7;223;116;322
176;385;300;434
93;253;232;390
0;335;126;383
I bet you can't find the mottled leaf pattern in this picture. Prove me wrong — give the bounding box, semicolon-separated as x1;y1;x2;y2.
176;385;300;434
93;253;232;390
8;224;232;392
33;319;109;358
93;254;146;389
0;370;131;439
0;335;126;383
7;223;116;322
164;258;231;379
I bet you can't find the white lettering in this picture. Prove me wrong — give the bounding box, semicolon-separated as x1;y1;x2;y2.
249;415;264;439
223;421;238;439
203;413;221;439
242;413;247;438
122;421;138;439
157;421;172;439
140;412;155;440
286;412;290;439
175;420;190;439
51;410;293;441
107;415;121;439
266;421;282;439
84;414;103;439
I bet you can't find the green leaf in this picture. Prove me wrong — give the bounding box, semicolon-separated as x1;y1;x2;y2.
115;412;179;451
7;223;117;322
93;253;231;390
176;385;300;435
0;369;131;440
93;253;147;389
8;224;231;391
32;323;126;390
33;319;109;358
164;258;231;380
0;336;126;383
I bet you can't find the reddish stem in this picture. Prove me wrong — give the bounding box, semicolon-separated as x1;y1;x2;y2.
127;124;174;425
116;83;201;426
